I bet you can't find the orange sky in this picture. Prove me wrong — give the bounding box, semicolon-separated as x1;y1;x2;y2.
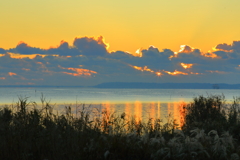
1;0;240;53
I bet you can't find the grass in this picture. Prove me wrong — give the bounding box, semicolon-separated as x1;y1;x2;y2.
0;95;240;160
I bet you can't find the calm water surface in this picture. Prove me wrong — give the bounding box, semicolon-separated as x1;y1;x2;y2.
0;87;239;124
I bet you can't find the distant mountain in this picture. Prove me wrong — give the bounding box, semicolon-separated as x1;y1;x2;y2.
1;83;240;89
93;82;240;89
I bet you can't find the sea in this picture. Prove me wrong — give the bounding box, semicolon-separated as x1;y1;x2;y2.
0;87;240;125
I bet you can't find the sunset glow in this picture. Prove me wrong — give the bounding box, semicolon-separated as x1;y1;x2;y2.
1;1;240;52
130;65;165;77
155;72;162;76
180;63;193;69
1;0;240;85
201;52;218;58
178;45;194;53
135;48;142;57
59;66;97;77
1;36;240;85
7;53;45;59
165;70;188;76
2;3;240;156
131;65;154;73
8;72;17;76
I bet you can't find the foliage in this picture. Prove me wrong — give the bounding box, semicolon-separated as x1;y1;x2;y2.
182;95;240;141
0;95;240;159
182;95;228;133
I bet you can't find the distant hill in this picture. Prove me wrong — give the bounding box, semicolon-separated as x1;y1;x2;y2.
93;82;240;89
1;83;240;89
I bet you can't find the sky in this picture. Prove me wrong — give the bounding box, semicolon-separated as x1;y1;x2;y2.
1;0;240;86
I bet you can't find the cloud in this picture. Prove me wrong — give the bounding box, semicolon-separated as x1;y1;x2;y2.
108;51;134;59
141;46;174;59
73;36;108;56
115;47;175;72
166;44;240;76
215;43;232;51
46;41;81;56
178;45;195;53
213;51;230;59
6;36;110;57
232;41;240;52
0;48;5;53
1;36;240;86
165;70;188;75
9;42;45;55
173;46;202;60
214;41;240;59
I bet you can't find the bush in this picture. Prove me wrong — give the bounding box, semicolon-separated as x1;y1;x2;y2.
1;95;240;159
182;95;240;143
182;95;228;133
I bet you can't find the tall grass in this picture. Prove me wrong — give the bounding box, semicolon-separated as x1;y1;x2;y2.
0;95;240;160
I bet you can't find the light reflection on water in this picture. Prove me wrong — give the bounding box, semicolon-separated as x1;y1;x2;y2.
72;101;186;126
1;87;240;125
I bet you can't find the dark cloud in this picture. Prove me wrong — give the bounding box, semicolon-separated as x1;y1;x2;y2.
167;44;240;75
215;43;232;51
0;48;5;53
111;47;175;72
8;42;45;55
73;36;108;56
46;41;80;56
232;41;240;52
6;36;109;57
213;42;240;60
1;36;240;86
214;51;230;59
215;41;240;52
140;48;176;70
142;46;160;57
171;49;203;69
173;49;202;61
141;46;174;59
108;51;134;59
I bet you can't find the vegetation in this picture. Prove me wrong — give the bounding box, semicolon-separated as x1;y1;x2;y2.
0;95;240;160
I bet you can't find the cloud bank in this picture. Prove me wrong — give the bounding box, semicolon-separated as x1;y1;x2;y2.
1;36;240;86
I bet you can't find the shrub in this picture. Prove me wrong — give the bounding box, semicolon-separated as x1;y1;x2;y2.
1;95;240;159
182;95;228;133
182;95;240;144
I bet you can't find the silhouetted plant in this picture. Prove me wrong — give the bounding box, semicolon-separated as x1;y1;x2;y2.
1;95;240;159
182;95;228;133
